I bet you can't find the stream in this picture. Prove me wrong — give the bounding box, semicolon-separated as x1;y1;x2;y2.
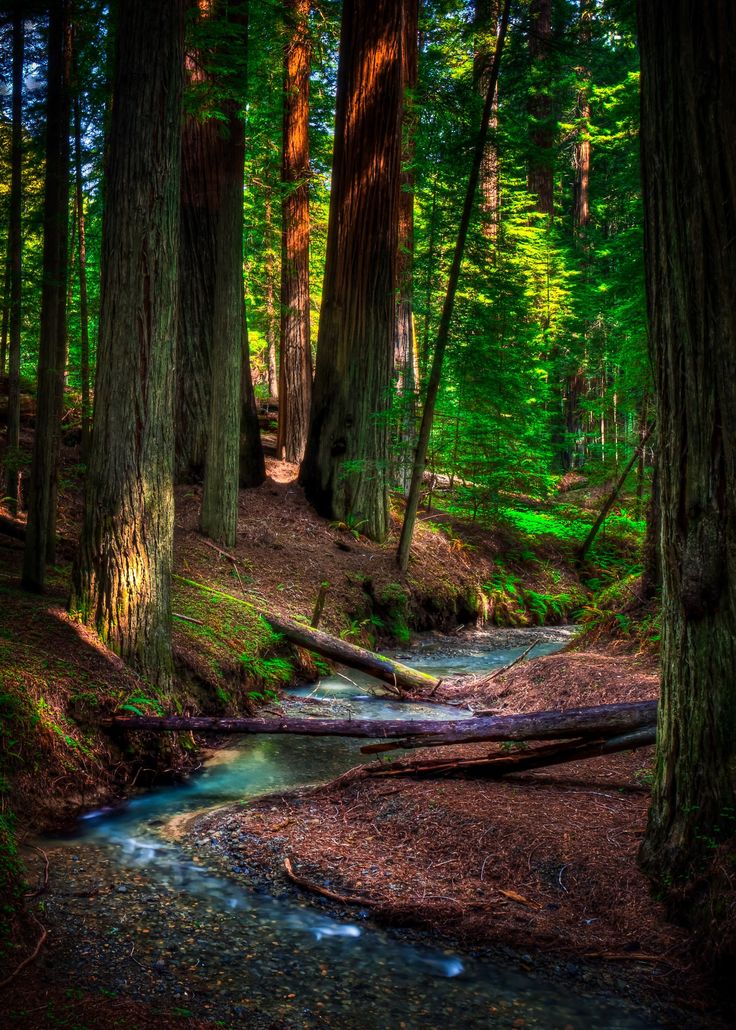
38;626;663;1029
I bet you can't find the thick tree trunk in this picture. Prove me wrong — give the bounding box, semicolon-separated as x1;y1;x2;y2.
70;0;184;690
277;0;312;463
572;0;591;232
637;1;736;888
22;0;70;592
101;701;658;742
5;6;24;514
200;104;245;548
73;90;91;462
527;0;554;216
299;0;404;542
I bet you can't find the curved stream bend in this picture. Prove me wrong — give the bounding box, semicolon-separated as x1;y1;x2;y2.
45;627;660;1028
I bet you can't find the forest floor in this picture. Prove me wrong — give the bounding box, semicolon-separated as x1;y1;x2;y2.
0;413;725;1026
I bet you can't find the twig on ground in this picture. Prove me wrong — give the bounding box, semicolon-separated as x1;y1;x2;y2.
487;639;541;681
283;857;372;906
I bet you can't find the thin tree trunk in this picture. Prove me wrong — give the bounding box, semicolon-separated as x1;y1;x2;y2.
277;0;312;462
22;0;71;591
397;0;512;572
475;0;501;244
299;0;404;543
239;316;266;487
0;246;9;377
200;104;245;548
73;90;91;462
71;0;184;689
5;5;24;514
573;0;591;232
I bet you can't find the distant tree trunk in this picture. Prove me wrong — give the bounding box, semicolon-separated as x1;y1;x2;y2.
637;1;736;902
527;0;554;216
73;89;91;462
572;0;591;232
264;191;279;401
300;0;404;542
277;0;312;463
239;317;266;487
393;0;419;495
200;103;245;547
0;248;9;377
475;0;500;243
22;0;71;592
5;5;24;514
71;0;184;689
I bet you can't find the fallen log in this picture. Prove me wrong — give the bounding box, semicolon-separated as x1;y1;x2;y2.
99;700;658;745
174;575;440;694
365;726;656;779
0;514;26;541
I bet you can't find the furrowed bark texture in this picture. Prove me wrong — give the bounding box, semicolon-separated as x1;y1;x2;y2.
176;112;221;482
73;90;91;461
200;104;245;547
278;0;312;463
638;0;736;883
5;6;23;513
300;0;404;542
22;0;70;592
71;0;184;689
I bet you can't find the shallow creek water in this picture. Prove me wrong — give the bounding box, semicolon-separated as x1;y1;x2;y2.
42;626;661;1028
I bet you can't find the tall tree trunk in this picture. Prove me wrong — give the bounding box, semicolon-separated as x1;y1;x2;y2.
176;74;220;482
200;104;245;547
527;0;554;216
475;0;500;243
264;191;279;401
300;0;404;542
73;91;91;462
277;0;312;463
22;0;71;591
393;0;419;495
71;0;184;689
637;1;736;898
572;0;591;232
0;246;9;377
5;5;24;514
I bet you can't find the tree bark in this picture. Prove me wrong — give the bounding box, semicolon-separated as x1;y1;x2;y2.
0;247;9;377
239;317;267;487
475;0;501;244
22;0;71;592
200;103;246;548
100;701;658;742
73;89;91;462
637;0;736;888
70;0;184;690
5;4;24;514
277;0;312;463
572;0;591;232
299;0;404;542
264;191;279;401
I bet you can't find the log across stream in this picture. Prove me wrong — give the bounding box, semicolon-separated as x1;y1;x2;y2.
38;628;660;1029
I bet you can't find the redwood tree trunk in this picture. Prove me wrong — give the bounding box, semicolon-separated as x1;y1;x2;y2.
300;0;404;542
5;5;24;514
22;0;70;592
637;1;736;893
200;104;246;547
475;0;500;242
73;89;91;462
277;0;312;463
71;0;184;689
